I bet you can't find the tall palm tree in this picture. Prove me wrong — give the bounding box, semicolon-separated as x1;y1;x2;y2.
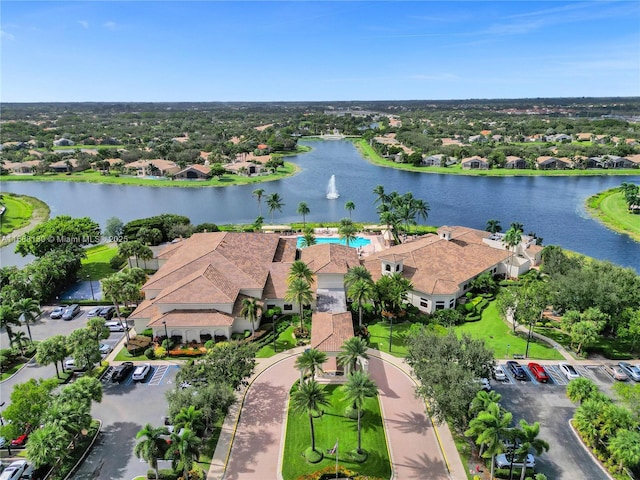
372;184;389;206
486;219;502;233
166;428;202;480
468;390;503;419
297;202;310;230
290;380;330;455
25;424;70;471
608;429;640;473
503;226;522;278
266;192;284;224
513;420;550;480
344;200;355;218
295;348;327;383
337;337;369;374
253;215;265;232
465;402;512;479
342;371;378;453
348;279;375;328
14;298;41;342
344;266;373;290
0;305;20;349
338;218;357;247
12;331;28;356
240;297;262;335
252;188;265;216
300;230;316;247
135;423;170;480
285;277;313;331
174;405;205;436
101;273;130;341
288;260;314;285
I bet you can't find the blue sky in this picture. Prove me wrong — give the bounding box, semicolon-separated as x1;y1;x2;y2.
2;1;639;102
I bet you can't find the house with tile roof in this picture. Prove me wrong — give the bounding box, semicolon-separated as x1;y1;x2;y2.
536;156;572;170
461;156;489;170
504;156;527;169
174;164;212;180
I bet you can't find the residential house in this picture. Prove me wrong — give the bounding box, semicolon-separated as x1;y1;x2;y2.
461;156;489;170
468;135;487;143
536;156;572;170
422;154;444;167
504;156;527;169
624;154;640;167
49;158;90;173
174;164;212;180
225;161;264;176
2;160;41;174
124;159;180;177
576;133;593;142
53;138;75;147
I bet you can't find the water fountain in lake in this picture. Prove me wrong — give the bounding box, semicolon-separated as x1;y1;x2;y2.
326;175;340;199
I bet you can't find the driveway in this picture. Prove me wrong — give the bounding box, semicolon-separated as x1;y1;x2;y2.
223;354;449;480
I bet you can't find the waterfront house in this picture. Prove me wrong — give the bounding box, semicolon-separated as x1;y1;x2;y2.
461;156;489;170
504;156;527;169
174;164;212;180
536;156;572;170
124;159;180;177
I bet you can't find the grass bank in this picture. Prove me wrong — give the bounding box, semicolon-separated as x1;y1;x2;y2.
586;188;640;242
282;384;391;480
0;193;50;246
79;243;120;280
352;138;640;177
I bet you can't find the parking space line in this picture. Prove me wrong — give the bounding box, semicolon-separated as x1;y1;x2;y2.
545;365;568;386
575;365;597;381
500;364;518;384
523;366;539;385
148;365;168;386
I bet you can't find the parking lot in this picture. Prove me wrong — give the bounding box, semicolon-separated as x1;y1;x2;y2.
492;361;619;480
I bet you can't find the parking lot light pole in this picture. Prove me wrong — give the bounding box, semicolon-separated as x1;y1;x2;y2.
272;315;278;353
163;320;169;344
87;275;96;301
506;344;510;359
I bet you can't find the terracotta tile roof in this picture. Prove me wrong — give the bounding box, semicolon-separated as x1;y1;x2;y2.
264;263;292;299
128;298;158;319
310;312;354;352
152;264;242;304
363;227;510;296
626;154;640;164
175;164;211;176
156;240;185;260
300;244;361;275
125;159;178;171
148;309;234;328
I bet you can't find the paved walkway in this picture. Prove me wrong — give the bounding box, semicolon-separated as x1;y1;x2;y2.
209;347;465;480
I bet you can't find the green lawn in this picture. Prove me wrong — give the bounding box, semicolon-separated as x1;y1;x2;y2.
366;320;413;357
282;384;391;480
79;243;120;280
535;326;636;360
0;193;33;235
455;303;563;360
256;325;297;358
586;188;640;242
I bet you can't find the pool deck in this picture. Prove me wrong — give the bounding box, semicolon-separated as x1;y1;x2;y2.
286;231;386;257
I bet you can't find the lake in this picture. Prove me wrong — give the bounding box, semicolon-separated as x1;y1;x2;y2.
2;139;639;271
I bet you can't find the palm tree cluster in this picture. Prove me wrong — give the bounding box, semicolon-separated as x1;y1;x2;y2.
0;298;41;354
620;182;640;211
568;377;640;473
101;267;147;340
285;260;314;335
372;184;429;243
135;405;205;480
465;389;549;479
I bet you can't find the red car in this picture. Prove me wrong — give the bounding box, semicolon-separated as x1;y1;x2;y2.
528;363;550;383
11;432;29;446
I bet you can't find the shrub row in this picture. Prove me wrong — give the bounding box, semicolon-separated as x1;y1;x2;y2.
295;465;386;480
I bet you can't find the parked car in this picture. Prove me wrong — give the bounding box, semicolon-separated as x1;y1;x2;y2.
559;363;580;380
132;363;151;381
604;364;629;381
98;306;116;320
87;307;102;318
528;363;550;383
492;365;507;382
506;361;527;380
0;460;27;480
20;463;35;480
111;361;134;382
61;304;80;321
473;378;492;392
63;358;86;372
494;453;535;469
105;321;125;332
618;362;640;382
99;343;112;355
50;306;66;319
0;437;5;448
10;431;28;446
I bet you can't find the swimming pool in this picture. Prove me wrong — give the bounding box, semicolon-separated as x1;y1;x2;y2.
297;236;371;248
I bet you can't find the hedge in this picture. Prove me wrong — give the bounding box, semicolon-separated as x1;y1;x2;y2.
465;314;482;322
493;467;534;478
147;469;180;480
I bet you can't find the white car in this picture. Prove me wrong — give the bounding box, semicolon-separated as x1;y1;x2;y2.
87;307;102;318
105;321;125;332
492;365;507;382
63;358;86;372
618;362;640;382
559;363;580;380
495;453;535;469
0;460;27;480
99;343;112;355
132;363;151;381
473;378;492;392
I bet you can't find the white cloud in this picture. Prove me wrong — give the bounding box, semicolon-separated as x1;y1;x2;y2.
78;20;89;29
103;21;117;31
1;30;15;41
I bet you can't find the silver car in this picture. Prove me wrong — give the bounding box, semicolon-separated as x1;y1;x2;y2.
559;363;580;380
495;453;535;469
604;364;628;381
618;362;640;382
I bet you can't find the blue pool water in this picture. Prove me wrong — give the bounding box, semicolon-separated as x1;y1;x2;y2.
297;236;371;248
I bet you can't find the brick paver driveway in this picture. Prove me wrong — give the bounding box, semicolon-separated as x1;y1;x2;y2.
223;354;449;480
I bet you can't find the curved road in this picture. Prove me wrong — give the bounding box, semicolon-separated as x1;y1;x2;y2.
223;354;448;480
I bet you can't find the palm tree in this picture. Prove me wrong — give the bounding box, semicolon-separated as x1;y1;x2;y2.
513;420;550;480
14;298;41;342
174;405;205;436
348;279;375;328
290;380;330;455
12;331;28;356
166;428;202;480
266;192;284;224
468;390;502;419
338;218;357;247
566;377;598;404
342;371;378;454
25;424;70;471
295;348;327;383
252;188;265;216
344;266;373;290
464;402;512;479
300;230;316;247
288;260;314;285
297;202;310;230
135;423;170;480
573;398;609;447
253;215;265;232
0;305;20;349
608;429;640;473
240;297;262;335
101;273;129;341
486;219;502;233
337;337;369;375
372;184;389;206
285;278;313;331
344;200;355;218
599;403;635;440
503;226;522;277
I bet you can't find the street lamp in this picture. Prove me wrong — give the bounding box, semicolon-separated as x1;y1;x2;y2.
162;320;169;344
506;344;510;359
272;314;279;353
388;314;394;353
87;275;95;301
